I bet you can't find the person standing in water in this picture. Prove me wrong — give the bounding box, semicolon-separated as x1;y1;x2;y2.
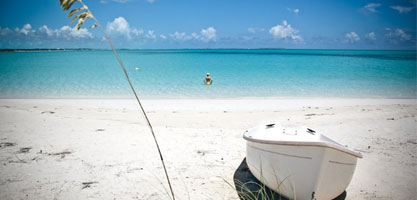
204;73;212;85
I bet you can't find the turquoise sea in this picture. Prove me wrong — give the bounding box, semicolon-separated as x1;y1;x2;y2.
0;49;416;99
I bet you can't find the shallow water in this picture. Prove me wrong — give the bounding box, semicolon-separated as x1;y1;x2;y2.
0;49;415;98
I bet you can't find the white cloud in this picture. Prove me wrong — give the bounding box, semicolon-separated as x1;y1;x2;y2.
200;27;216;42
367;32;376;40
160;34;167;39
248;27;265;34
0;24;96;48
385;28;411;40
390;6;414;13
16;24;33;35
345;32;360;43
106;17;145;39
107;17;131;38
145;30;156;39
294;9;300;14
170;31;191;41
58;26;93;39
39;25;54;37
287;8;300;14
269;20;303;42
7;24;93;39
131;28;144;37
0;27;13;36
146;0;155;3
169;27;216;42
364;3;381;13
191;32;200;40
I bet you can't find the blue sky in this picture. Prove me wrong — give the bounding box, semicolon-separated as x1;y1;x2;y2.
0;0;416;49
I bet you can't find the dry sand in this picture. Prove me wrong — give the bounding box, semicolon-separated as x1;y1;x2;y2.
0;98;415;200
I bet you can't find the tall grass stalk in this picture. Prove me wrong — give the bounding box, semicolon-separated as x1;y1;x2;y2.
224;177;283;200
226;158;296;200
58;1;175;199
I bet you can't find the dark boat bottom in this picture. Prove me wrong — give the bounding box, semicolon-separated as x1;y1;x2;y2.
233;158;347;200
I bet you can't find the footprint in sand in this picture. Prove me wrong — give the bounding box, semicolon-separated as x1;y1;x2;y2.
0;142;16;148
17;147;32;153
41;111;55;114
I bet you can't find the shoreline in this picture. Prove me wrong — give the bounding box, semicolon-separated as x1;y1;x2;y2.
2;48;415;50
1;95;416;100
0;98;416;199
1;97;415;110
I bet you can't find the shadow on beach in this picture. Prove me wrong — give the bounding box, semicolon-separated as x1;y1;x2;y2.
233;158;347;200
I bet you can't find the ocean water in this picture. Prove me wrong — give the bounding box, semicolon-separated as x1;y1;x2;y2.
0;49;416;99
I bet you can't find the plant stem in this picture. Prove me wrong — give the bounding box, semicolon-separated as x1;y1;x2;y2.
79;1;175;199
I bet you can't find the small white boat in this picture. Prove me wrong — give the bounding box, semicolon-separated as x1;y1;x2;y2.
243;123;362;200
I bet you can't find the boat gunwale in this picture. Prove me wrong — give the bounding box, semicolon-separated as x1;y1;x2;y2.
244;135;363;158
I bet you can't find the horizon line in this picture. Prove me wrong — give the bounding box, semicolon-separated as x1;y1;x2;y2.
0;48;416;52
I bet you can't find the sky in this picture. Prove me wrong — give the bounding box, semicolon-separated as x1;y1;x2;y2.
0;0;416;49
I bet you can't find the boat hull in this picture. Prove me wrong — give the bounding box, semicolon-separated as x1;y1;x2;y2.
246;141;358;200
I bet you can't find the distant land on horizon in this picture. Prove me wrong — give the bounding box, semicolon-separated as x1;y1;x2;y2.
1;48;417;52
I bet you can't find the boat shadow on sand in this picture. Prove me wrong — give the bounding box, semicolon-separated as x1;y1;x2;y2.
233;158;347;200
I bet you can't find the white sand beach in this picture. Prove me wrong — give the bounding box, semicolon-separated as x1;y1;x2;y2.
0;98;416;200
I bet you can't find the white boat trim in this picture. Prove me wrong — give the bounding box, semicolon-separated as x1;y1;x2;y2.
248;144;313;159
244;135;363;158
328;160;357;166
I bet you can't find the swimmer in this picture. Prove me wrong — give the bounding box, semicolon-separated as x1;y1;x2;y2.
204;73;212;85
